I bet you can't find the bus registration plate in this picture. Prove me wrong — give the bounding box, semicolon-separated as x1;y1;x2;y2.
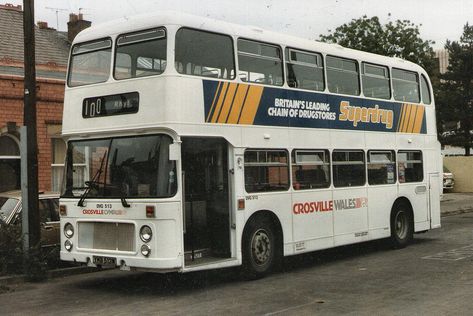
93;255;116;267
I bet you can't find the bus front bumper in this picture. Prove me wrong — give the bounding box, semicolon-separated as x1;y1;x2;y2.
60;250;183;272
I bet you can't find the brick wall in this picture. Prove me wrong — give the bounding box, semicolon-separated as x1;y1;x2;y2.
0;74;64;192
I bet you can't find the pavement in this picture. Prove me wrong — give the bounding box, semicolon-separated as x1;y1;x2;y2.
441;192;473;215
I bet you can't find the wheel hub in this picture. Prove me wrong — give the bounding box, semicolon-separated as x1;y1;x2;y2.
251;229;271;265
395;210;408;239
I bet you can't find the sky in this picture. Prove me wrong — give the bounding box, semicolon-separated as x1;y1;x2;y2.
6;0;473;49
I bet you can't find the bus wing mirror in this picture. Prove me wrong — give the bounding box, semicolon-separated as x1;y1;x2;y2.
169;143;180;161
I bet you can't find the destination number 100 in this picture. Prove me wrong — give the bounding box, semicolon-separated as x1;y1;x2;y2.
83;98;102;117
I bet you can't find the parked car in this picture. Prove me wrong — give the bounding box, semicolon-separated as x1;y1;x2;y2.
443;166;455;191
0;191;60;247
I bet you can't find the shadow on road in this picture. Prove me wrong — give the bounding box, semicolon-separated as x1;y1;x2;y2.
73;236;436;296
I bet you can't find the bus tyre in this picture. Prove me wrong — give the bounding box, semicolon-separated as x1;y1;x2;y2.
242;218;278;279
390;201;413;249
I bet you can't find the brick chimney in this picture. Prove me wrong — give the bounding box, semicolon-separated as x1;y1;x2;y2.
37;21;50;29
67;13;91;43
0;3;22;11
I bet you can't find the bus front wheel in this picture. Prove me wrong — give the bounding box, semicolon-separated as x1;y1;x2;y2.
242;217;279;279
390;201;413;248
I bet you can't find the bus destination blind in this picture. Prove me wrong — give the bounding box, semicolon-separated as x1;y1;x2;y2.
82;92;139;118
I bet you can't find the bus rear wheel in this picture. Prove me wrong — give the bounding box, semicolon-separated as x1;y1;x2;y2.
390;201;413;248
242;217;279;279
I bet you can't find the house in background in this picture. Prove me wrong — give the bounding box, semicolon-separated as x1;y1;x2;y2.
0;3;90;192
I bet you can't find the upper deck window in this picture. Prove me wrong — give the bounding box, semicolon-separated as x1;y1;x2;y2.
238;39;283;86
326;56;360;96
286;48;324;91
362;63;391;100
114;28;167;80
175;28;235;79
420;75;431;105
392;69;420;103
68;38;112;87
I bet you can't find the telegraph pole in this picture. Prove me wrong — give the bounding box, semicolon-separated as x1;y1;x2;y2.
23;0;40;261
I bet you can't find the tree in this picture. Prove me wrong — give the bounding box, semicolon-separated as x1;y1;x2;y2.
319;15;435;73
436;24;473;155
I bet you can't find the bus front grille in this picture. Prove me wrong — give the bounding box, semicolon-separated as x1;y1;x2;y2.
78;222;135;252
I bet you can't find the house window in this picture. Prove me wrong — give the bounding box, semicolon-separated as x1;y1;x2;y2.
51;138;66;192
0;135;20;192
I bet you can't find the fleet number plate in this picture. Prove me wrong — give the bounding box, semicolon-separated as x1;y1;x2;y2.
92;255;116;267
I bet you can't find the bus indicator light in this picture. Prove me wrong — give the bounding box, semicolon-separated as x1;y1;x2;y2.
238;199;245;210
146;206;155;218
59;205;67;216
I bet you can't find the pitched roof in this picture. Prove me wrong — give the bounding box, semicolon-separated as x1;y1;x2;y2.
0;6;70;78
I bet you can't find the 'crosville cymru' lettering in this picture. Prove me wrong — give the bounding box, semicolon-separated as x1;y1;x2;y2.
339;101;393;129
82;209;126;215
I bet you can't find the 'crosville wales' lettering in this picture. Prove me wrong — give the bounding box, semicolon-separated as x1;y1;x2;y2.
339;101;393;129
293;197;368;215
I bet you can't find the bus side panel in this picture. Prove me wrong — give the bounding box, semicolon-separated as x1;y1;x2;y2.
291;189;334;254
398;183;429;231
243;192;293;255
333;187;369;246
367;186;397;239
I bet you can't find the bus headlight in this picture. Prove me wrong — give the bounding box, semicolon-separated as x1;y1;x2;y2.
65;240;73;252
64;223;74;238
141;244;151;257
139;225;152;243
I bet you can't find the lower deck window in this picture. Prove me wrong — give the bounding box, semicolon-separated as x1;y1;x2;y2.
292;150;330;189
332;150;365;187
244;150;289;192
368;150;396;185
398;150;423;183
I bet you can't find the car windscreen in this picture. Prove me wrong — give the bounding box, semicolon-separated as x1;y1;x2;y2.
0;197;19;223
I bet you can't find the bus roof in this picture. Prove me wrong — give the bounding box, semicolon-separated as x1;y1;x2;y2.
74;11;424;74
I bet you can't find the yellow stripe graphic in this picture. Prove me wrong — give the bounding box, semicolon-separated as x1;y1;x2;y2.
406;104;418;133
412;105;425;133
238;86;264;124
206;82;222;122
217;83;238;123
227;84;249;124
211;82;229;123
401;104;412;133
397;104;405;132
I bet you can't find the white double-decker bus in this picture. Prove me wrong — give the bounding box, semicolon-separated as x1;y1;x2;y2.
60;12;441;278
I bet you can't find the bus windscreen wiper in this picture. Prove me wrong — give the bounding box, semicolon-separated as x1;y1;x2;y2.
120;188;131;208
77;151;107;207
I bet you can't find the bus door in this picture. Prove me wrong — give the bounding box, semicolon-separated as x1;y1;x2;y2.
181;137;231;265
429;172;441;228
